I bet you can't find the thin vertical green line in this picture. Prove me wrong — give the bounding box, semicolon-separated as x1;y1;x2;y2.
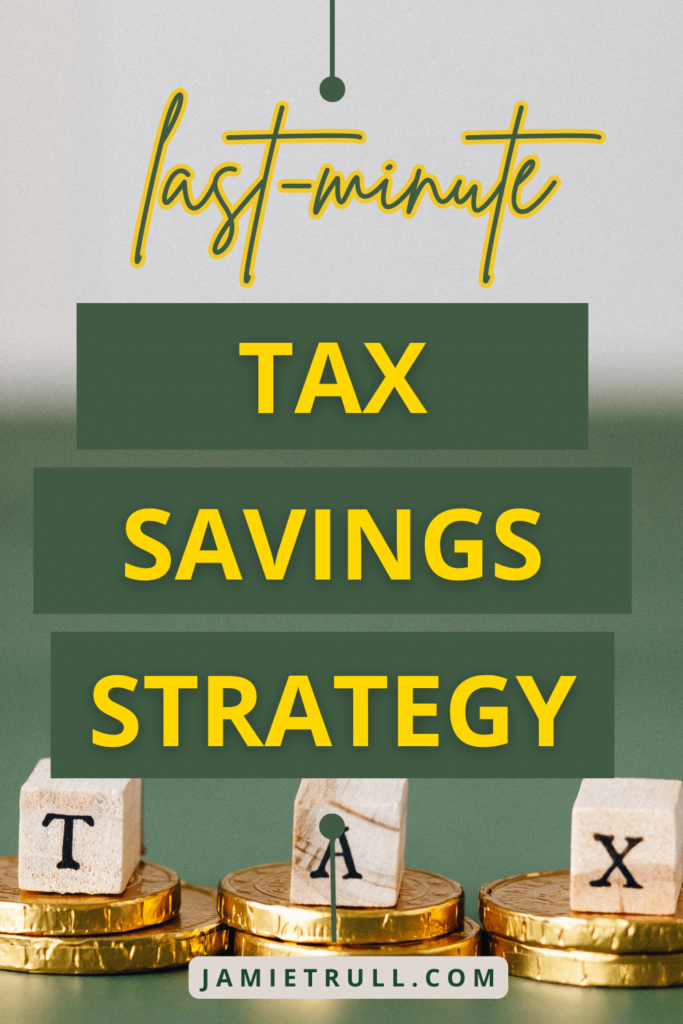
330;851;337;942
330;0;335;78
320;0;345;101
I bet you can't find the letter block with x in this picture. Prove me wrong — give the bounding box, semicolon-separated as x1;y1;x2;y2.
290;778;408;908
18;758;142;894
570;777;683;914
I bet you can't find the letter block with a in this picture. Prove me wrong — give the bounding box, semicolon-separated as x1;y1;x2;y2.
18;758;142;894
290;778;408;908
570;777;683;914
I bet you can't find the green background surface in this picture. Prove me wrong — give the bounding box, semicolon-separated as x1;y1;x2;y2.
76;303;588;451
1;408;681;1022
51;630;614;779
34;467;631;614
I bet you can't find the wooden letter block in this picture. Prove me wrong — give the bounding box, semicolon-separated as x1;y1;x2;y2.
290;778;408;908
570;777;683;914
18;759;142;895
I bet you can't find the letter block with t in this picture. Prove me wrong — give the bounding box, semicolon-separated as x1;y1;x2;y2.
18;759;142;894
290;778;408;908
570;777;683;915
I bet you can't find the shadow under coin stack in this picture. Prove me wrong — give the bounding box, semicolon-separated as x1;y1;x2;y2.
0;855;228;974
480;869;683;987
219;862;480;957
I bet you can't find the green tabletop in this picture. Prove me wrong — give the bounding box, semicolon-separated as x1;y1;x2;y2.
1;408;681;1023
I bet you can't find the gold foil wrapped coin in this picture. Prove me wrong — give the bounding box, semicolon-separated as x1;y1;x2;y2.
488;932;683;987
0;883;228;974
0;856;180;935
219;863;463;945
480;870;683;954
233;917;480;957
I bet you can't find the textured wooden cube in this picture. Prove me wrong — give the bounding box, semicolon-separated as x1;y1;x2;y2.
290;778;408;908
18;759;142;895
570;777;683;914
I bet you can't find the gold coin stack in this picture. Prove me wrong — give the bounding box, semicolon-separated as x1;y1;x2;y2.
218;862;480;957
480;869;683;987
0;855;229;974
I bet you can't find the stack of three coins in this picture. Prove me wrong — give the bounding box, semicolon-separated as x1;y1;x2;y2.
0;855;228;974
219;862;481;957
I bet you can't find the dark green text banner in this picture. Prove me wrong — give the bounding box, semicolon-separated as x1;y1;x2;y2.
76;303;587;450
34;468;631;614
51;632;614;779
